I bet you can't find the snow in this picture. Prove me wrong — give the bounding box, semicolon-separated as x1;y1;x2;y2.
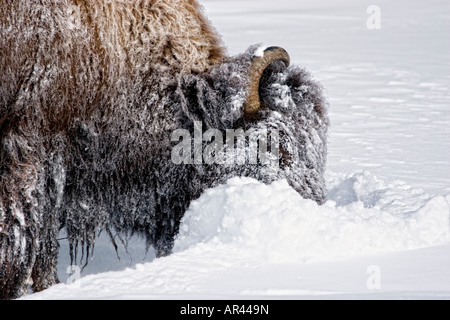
253;44;266;57
174;177;450;262
23;0;450;299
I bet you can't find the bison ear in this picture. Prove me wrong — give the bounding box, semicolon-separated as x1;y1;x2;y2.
244;47;290;115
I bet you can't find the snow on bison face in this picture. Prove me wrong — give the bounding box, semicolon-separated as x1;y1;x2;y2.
0;0;328;299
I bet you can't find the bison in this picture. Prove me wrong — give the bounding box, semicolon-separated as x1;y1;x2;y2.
0;0;328;299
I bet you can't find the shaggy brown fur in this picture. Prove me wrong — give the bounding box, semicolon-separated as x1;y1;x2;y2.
0;0;329;300
0;0;227;300
0;0;225;132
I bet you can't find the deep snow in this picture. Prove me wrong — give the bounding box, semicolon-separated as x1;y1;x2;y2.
24;0;450;300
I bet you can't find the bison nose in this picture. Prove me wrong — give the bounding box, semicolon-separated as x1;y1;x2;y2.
244;47;290;115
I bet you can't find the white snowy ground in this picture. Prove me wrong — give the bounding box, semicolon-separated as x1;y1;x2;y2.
25;0;450;300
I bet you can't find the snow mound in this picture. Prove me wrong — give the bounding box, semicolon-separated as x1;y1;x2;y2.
25;173;450;300
174;175;450;263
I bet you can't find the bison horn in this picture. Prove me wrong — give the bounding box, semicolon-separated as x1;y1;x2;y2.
244;46;290;115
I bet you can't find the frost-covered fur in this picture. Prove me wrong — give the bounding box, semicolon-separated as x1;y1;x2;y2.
0;0;328;299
